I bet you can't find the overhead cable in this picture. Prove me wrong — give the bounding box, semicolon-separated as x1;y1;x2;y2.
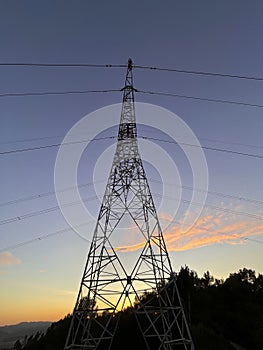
153;193;263;221
1;179;262;209
0;136;116;155
134;64;263;81
138;90;263;108
0;61;262;81
0;62;126;68
0;180;105;207
141;136;263;159
0;222;93;253
1;193;263;228
149;179;263;206
0;197;98;226
1;135;262;159
1;86;263;110
0;89;120;98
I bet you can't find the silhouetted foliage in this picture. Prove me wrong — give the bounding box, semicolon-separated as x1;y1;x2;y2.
20;267;263;350
13;340;22;350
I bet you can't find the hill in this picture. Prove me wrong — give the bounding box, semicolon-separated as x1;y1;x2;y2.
0;322;51;350
10;267;263;349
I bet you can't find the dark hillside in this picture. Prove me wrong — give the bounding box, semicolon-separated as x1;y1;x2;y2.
17;267;263;350
0;322;51;350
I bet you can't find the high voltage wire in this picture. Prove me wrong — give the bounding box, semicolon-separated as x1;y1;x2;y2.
1;222;262;254
0;222;93;253
152;193;263;221
2;131;262;151
190;137;263;150
0;89;120;98
0;180;105;207
0;135;262;158
0;63;126;68
1;179;263;209
1;61;263;81
134;65;263;81
138;90;263;108
149;179;263;206
0;134;65;145
244;237;263;245
140;128;263;150
1;192;263;227
0;198;263;252
1;87;263;110
0;136;116;155
0;227;73;253
0;197;98;226
141;136;263;159
1;218;261;253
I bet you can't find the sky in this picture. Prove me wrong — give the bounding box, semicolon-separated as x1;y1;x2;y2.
0;0;263;326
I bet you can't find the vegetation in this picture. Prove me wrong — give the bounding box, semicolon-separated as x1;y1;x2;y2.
17;267;263;350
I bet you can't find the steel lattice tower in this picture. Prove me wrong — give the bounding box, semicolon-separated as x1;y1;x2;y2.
64;59;194;350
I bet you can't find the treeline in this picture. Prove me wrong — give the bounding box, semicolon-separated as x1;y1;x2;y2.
14;267;263;350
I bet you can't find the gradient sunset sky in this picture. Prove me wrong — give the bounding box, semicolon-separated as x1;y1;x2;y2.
1;1;263;326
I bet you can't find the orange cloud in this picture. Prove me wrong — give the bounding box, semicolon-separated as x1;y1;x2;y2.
115;241;145;253
114;213;263;253
162;217;263;251
0;251;21;266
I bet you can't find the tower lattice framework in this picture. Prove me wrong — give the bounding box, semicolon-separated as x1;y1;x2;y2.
64;59;194;350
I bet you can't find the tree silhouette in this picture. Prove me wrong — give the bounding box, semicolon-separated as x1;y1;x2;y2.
20;267;263;350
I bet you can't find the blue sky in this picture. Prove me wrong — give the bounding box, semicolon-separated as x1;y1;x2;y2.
0;0;263;325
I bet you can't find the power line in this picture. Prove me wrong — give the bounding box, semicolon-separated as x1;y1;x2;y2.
134;64;263;82
2;130;262;151
1;135;262;159
138;90;263;108
1;191;262;228
0;227;73;253
0;136;116;155
2;219;262;254
1;86;263;110
0;222;93;253
0;180;105;207
0;197;99;226
153;193;263;221
139;128;263;150
0;134;65;145
1;178;262;210
1;178;262;216
149;178;263;206
0;89;121;98
141;136;263;159
1;61;262;82
0;84;263;110
190;137;263;150
244;237;263;245
0;62;126;68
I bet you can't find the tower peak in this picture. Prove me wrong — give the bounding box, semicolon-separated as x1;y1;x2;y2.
127;58;133;70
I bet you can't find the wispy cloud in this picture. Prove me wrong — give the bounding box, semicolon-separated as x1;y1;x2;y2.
0;251;21;266
163;215;263;251
115;241;145;253
114;211;263;253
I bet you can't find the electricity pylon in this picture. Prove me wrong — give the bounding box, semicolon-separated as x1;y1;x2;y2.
64;59;194;349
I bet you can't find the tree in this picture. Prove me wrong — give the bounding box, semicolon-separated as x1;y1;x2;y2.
13;340;22;350
16;267;263;350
